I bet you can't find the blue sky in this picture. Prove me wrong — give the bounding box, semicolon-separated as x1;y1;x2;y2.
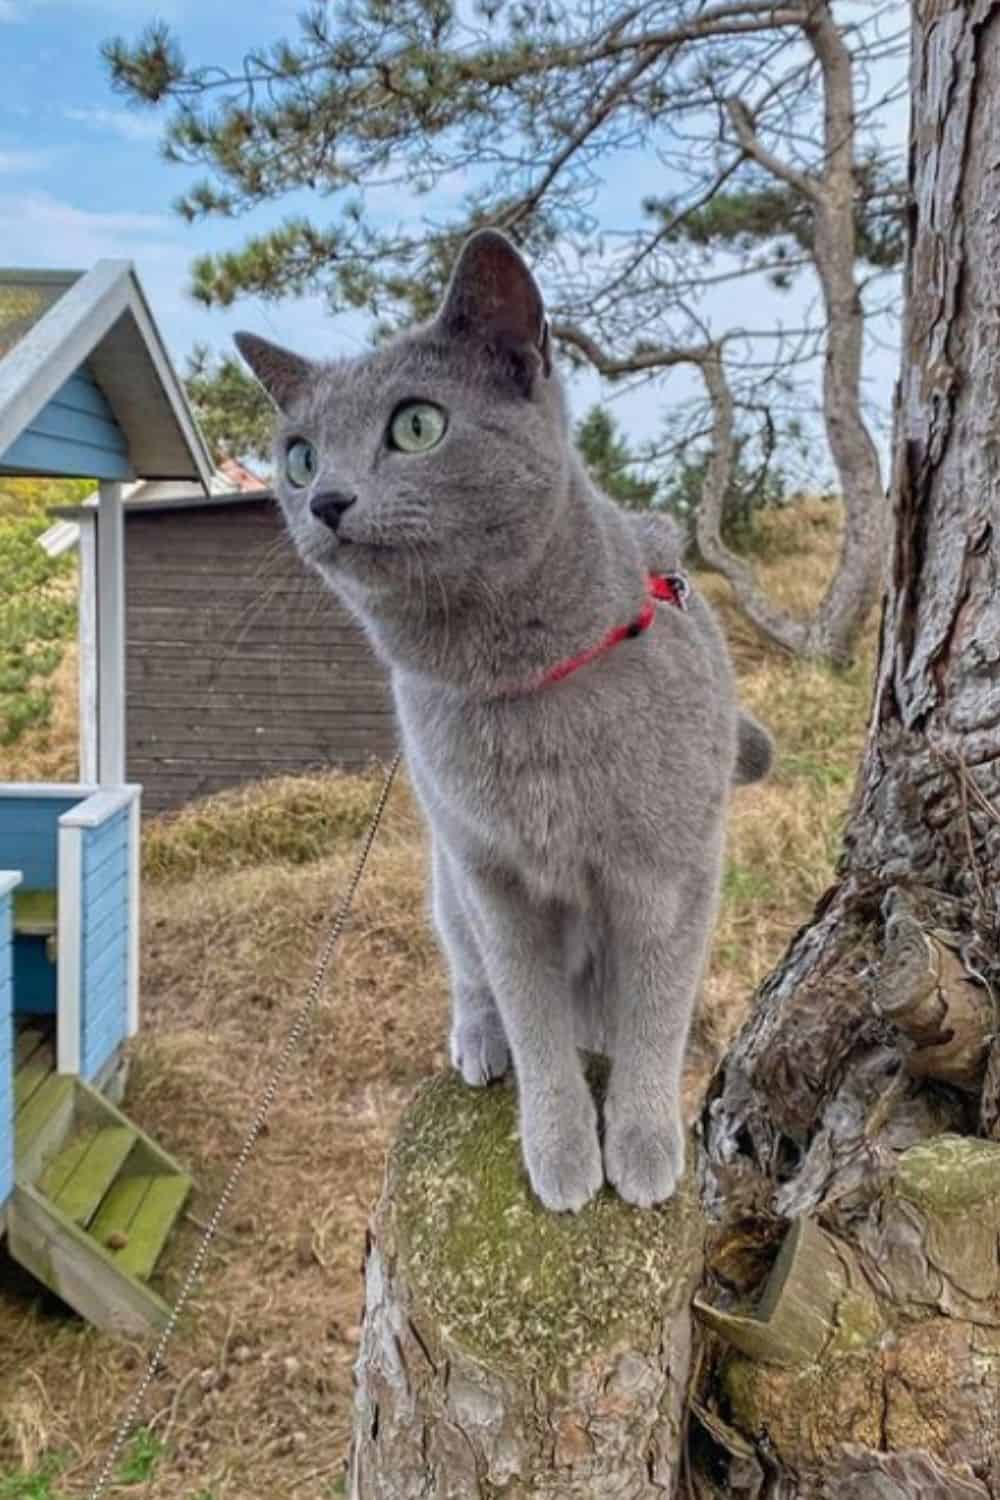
0;0;907;478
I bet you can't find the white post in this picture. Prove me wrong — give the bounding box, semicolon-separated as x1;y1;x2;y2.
96;482;126;785
78;509;99;784
56;825;82;1076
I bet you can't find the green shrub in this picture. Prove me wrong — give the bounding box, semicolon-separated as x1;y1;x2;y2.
0;513;77;746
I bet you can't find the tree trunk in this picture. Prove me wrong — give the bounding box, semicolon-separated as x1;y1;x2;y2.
350;3;1000;1492
698;1;1000;1489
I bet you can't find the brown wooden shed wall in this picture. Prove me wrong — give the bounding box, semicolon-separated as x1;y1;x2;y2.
124;499;396;813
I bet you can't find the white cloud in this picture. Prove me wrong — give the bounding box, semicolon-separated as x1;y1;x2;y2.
0;190;179;269
0;147;57;173
64;106;164;145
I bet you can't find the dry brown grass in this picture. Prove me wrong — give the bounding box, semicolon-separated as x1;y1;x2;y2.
0;499;877;1498
0;645;80;784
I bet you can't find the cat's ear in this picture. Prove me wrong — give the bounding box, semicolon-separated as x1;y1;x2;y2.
436;229;552;386
234;332;314;412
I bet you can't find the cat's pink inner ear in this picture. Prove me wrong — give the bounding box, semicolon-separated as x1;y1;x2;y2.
439;229;547;356
234;332;314;412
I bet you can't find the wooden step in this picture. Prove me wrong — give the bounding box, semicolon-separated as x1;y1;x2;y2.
15;1026;51;1066
14;1048;54;1111
8;1073;195;1335
7;1183;175;1336
13;888;57;937
38;1125;136;1227
89;1171;192;1282
15;1072;74;1178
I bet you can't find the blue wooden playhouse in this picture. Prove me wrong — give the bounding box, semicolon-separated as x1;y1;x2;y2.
0;264;213;1333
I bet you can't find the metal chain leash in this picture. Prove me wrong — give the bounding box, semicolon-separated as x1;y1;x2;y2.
86;751;401;1500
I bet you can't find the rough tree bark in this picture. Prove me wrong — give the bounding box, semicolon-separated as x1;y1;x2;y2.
349;3;1000;1493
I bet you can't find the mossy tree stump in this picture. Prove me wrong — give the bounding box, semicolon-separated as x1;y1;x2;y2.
349;1072;703;1497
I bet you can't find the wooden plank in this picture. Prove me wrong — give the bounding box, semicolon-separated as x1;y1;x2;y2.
125;573;327;599
126;640;381;666
2;427;134;481
14;1051;54;1110
0;832;57;890
51;1125;135;1227
82;832;128;895
15;1073;74;1178
26;397;129;454
125;613;376;645
87;1168;147;1241
130;716;394;743
90;1171;191;1281
127;510;279;543
15;1026;49;1067
37;1124;97;1201
56;368;117;421
61;787;138;829
125;684;390;710
124;584;345;611
56;821;82;1076
82;942;127;1007
82;1001;128;1078
79;512;99;782
81;895;127;958
127;793;140;1036
127;663;387;692
0;795;79;836
7;1183;172;1335
127;702;392;731
13;889;57;937
71;1077;189;1177
97;482;127;782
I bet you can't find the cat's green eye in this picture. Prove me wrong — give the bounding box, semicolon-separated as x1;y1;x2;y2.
389;402;447;454
285;438;317;488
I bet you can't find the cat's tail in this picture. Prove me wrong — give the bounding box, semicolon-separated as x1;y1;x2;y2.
734;711;774;785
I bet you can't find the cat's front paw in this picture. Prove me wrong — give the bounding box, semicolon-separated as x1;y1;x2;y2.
450;1015;511;1087
603;1111;684;1209
522;1103;603;1213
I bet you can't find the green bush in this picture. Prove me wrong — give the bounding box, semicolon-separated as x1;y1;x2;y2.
0;509;78;746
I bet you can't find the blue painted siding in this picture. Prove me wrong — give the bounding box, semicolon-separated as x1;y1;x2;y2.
0;365;134;481
83;824;128;889
0;796;79;889
79;812;129;1083
0;891;14;1207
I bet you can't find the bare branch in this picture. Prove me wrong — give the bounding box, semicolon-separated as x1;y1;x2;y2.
694;349;809;654
725;96;819;201
550;322;715;376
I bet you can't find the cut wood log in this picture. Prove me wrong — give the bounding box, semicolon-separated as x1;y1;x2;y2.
349;1071;704;1498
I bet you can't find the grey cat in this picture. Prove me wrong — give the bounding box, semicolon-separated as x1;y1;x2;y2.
236;230;772;1213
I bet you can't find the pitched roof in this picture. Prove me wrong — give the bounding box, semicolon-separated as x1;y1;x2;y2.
0;262;213;488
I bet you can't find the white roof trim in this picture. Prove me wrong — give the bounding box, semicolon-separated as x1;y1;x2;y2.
36;471;236;556
37;518;81;558
0;260;213;491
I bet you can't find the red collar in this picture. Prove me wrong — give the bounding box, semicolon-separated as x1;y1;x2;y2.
498;570;689;697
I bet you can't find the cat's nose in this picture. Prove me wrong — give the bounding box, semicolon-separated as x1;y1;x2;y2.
310;490;357;532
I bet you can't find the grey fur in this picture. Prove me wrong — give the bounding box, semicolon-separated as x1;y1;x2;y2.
235;229;772;1212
